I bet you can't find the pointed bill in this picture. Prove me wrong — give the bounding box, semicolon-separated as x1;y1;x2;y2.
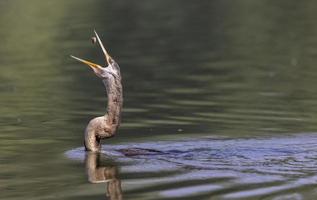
94;30;112;65
70;55;102;70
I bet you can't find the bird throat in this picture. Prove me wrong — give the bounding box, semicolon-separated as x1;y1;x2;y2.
103;77;123;133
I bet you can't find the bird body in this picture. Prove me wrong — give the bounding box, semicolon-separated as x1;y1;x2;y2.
71;31;122;152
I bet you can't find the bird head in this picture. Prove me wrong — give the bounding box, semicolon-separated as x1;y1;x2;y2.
71;30;120;80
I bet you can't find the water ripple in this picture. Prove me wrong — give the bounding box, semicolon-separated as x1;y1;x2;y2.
66;133;317;199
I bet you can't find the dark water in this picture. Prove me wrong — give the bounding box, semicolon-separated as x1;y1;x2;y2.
2;0;317;199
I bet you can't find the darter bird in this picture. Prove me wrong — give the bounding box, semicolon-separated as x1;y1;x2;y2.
71;31;123;152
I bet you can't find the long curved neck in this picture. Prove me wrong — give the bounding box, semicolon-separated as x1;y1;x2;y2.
103;76;123;133
84;74;122;152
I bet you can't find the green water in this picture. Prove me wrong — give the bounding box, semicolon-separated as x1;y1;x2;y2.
2;0;317;199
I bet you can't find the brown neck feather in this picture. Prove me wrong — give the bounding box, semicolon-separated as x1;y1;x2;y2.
84;67;123;152
103;75;123;134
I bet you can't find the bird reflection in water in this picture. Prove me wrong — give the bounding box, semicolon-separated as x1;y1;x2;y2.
85;152;122;200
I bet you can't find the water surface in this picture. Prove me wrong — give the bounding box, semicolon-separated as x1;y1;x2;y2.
1;0;317;199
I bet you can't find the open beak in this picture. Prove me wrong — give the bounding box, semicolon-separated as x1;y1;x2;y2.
71;30;113;70
70;55;103;71
94;30;113;65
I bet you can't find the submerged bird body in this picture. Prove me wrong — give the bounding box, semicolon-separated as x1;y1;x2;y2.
72;31;123;152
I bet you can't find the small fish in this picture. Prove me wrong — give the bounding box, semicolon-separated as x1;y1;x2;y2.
91;36;97;44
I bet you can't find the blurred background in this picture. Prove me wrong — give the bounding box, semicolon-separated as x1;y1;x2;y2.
2;0;317;199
